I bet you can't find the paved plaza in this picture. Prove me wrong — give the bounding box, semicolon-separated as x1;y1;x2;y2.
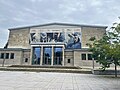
0;71;119;90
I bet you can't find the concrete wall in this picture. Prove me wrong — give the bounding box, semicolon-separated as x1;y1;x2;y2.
21;49;31;65
81;27;106;48
0;50;23;66
7;25;106;49
64;50;100;68
74;50;100;67
64;50;74;66
8;28;31;49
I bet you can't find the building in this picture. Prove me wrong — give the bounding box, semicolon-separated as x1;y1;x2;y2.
0;23;107;67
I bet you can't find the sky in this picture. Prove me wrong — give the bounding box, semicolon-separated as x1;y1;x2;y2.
0;0;120;48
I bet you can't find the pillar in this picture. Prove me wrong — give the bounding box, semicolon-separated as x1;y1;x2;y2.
30;47;33;65
51;46;54;66
86;53;88;60
62;46;65;66
40;46;43;65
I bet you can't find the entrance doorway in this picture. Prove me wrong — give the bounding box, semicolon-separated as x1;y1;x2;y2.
32;47;41;65
32;46;63;66
54;47;62;65
43;47;52;65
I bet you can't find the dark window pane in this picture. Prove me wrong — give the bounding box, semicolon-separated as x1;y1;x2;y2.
68;59;71;63
1;53;4;59
33;47;41;64
43;47;52;65
88;54;92;60
54;47;62;65
81;54;86;60
10;53;14;59
25;58;28;62
5;53;9;59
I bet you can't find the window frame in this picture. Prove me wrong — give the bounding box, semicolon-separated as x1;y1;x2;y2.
81;53;86;60
10;53;14;59
67;59;71;63
0;53;4;59
88;54;92;60
5;53;9;59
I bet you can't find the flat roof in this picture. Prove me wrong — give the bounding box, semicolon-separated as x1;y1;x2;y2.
9;22;107;30
0;48;30;51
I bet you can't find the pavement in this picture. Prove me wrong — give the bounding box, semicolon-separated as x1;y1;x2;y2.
0;71;120;90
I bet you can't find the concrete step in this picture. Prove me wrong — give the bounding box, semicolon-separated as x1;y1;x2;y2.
0;65;92;74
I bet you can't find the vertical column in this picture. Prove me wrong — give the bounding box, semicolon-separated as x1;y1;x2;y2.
30;47;33;65
86;53;88;60
62;46;65;66
40;46;43;65
51;46;54;66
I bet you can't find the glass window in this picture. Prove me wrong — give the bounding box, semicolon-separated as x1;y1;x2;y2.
0;53;4;59
54;47;62;65
88;54;92;60
68;59;71;63
25;58;28;62
33;47;41;64
10;53;14;59
5;53;9;59
81;54;86;60
43;47;52;65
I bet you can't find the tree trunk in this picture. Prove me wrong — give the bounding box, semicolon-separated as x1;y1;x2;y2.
115;62;117;78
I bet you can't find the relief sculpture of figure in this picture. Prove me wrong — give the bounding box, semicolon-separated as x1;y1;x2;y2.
31;32;40;42
40;32;47;42
54;32;65;42
66;32;81;49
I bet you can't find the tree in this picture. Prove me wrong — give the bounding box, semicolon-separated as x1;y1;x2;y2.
86;23;120;77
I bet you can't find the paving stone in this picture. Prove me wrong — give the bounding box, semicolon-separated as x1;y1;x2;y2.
0;71;119;90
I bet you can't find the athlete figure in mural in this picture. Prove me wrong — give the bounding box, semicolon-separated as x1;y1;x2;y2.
30;32;40;42
46;32;65;42
54;32;65;42
66;32;81;49
40;32;47;42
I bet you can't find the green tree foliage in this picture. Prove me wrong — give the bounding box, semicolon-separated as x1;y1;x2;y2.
86;23;120;77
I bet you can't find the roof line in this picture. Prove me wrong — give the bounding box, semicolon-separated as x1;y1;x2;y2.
8;22;107;30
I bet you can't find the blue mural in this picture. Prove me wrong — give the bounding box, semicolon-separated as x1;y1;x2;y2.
66;32;81;49
30;29;81;49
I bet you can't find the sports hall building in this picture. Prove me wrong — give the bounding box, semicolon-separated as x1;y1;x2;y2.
0;23;107;67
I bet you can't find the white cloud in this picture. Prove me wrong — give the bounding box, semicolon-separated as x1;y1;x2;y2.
90;0;102;6
0;0;120;47
0;0;16;8
12;17;26;22
30;0;42;3
0;28;9;48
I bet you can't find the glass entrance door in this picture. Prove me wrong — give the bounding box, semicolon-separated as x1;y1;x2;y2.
43;47;52;65
32;47;41;65
54;47;62;65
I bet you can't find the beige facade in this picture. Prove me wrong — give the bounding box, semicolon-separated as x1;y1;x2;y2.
0;23;107;67
8;28;31;49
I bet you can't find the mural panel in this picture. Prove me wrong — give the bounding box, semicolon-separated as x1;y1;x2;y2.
30;28;81;49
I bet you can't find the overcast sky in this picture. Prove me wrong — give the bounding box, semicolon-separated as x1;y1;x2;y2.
0;0;120;48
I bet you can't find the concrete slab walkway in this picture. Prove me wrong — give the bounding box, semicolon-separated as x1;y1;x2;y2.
0;71;119;90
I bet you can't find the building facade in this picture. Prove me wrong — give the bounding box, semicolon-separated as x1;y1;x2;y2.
0;23;107;67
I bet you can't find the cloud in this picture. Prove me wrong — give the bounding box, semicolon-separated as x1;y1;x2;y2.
0;0;120;47
0;28;9;48
30;0;42;3
90;0;102;6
